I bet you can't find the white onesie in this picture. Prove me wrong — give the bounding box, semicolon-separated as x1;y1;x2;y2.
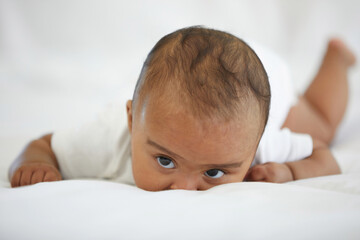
51;43;313;185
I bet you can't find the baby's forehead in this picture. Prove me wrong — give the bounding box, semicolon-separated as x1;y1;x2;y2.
141;93;263;137
138;78;261;122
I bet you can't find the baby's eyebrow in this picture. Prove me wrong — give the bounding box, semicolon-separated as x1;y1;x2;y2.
147;138;185;160
201;162;243;169
147;138;243;169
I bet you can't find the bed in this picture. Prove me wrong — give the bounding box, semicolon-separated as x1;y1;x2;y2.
1;1;360;239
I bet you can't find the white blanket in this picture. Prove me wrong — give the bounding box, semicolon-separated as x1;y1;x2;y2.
1;179;360;240
1;1;360;239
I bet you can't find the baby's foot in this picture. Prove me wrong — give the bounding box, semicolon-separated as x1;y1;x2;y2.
328;38;356;67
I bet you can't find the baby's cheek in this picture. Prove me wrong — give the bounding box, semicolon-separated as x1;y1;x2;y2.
132;162;168;191
136;174;170;191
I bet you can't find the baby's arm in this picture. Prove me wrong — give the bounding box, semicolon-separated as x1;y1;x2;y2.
8;133;62;187
245;138;341;183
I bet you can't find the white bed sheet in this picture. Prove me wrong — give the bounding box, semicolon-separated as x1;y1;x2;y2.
1;179;360;240
1;0;360;239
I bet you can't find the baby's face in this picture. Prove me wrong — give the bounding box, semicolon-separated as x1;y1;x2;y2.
126;99;262;191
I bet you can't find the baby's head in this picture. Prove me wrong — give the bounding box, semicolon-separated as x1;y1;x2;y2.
126;26;270;191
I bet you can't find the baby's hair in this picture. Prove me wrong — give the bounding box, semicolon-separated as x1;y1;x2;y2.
132;26;270;128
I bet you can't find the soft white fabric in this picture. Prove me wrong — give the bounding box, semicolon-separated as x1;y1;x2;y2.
52;103;135;185
51;43;313;182
254;127;313;165
1;179;360;240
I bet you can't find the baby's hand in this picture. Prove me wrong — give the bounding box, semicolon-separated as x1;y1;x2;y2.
10;162;62;188
244;162;294;183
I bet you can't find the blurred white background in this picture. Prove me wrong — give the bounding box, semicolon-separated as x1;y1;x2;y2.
1;0;360;180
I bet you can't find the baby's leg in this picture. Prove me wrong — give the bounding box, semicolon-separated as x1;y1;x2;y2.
282;39;356;144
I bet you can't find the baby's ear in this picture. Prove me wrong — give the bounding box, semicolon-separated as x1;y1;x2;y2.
126;100;133;133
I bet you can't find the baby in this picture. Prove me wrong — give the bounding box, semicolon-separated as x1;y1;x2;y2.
8;26;356;191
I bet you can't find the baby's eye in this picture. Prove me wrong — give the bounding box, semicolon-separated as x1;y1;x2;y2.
157;156;175;169
205;169;224;179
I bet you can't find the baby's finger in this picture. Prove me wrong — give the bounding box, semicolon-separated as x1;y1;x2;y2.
43;170;61;182
11;170;22;188
247;166;266;181
20;170;33;186
31;170;45;185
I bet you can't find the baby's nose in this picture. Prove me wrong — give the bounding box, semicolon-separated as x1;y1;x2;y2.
170;175;200;190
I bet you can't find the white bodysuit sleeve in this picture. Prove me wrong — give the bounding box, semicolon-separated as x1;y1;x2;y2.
51;103;134;184
249;41;313;166
253;127;313;166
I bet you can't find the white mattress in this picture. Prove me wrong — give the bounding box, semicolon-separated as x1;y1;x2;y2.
1;1;360;239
